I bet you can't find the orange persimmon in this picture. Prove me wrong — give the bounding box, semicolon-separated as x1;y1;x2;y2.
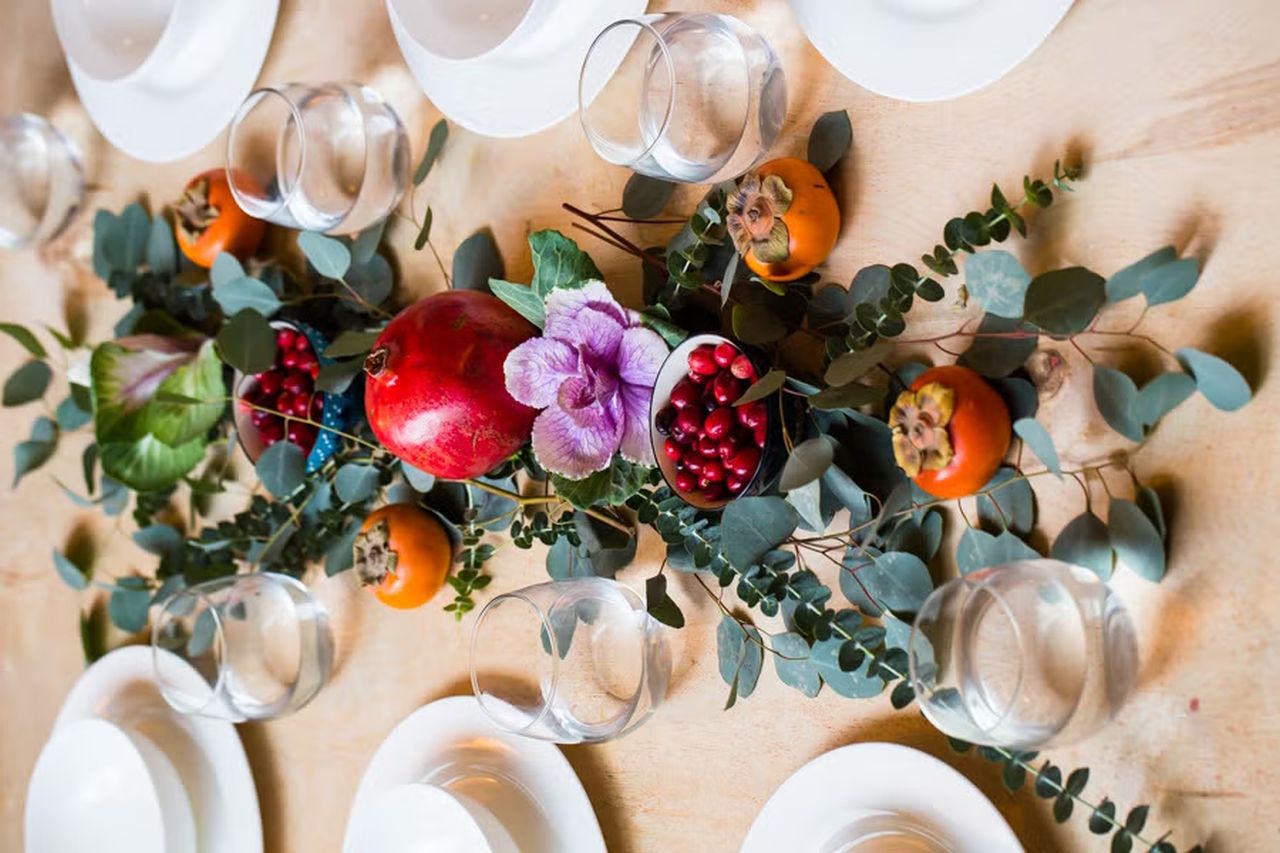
174;169;266;269
728;157;840;283
353;504;453;610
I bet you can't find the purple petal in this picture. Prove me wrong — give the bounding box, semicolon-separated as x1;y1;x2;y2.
504;337;578;408
544;280;629;337
551;306;625;362
616;326;668;388
557;376;622;429
618;382;656;466
532;403;622;479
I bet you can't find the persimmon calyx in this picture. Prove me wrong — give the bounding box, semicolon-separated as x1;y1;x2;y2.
353;518;398;586
727;172;793;263
174;178;219;243
890;382;956;477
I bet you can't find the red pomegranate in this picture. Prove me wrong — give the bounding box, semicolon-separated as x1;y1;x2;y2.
364;291;537;479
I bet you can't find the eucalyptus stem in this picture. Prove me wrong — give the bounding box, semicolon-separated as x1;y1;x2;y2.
231;399;383;452
460;478;633;536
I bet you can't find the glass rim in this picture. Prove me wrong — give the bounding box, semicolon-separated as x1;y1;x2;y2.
469;589;560;736
0;113;85;248
578;17;676;169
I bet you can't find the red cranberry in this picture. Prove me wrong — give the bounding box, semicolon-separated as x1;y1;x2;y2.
701;483;728;503
726;474;747;493
664;438;683;462
676;407;703;435
275;328;297;350
295;352;317;373
308;362;321;379
730;355;756;380
737;401;767;429
675;471;697;493
728;447;761;478
669;380;699;410
292;394;313;417
281;349;299;369
717;435;742;460
754;425;767;448
282;371;311;395
702;460;725;482
250;408;271;427
655;405;677;435
294;333;311;352
259;419;283;445
310;395;324;419
684;455;704;475
713;342;738;368
704;407;735;440
687;344;719;376
275;391;295;415
287;422;317;449
712;372;741;405
670;422;695;444
256;371;281;396
698;436;719;457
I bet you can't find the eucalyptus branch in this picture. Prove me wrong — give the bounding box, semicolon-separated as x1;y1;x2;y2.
460;478;633;536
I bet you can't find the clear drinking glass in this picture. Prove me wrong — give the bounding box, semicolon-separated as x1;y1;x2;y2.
470;577;671;743
226;82;410;235
578;13;786;183
908;559;1139;750
0;114;85;250
151;572;333;721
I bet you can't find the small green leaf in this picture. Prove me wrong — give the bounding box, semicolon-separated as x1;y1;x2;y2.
401;462;436;493
1013;418;1060;477
315;359;363;394
811;637;883;698
1141;256;1199;306
452;229;504;293
414;207;434;251
808;382;881;411
345;254;393;308
53;548;90;590
1002;760;1027;792
1051;511;1113;580
975;468;1035;535
147;215;177;276
1136;485;1166;540
109;582;152;634
1123;805;1148;834
772;632;821;698
721;497;799;569
1176;347;1252;411
1111;831;1133;853
1053;795;1073;823
716;615;763;701
824;348;881;387
132;524;182;556
55;395;92;431
1093;366;1143;441
3;360;51;406
334;463;380;503
889;680;915;709
734;369;786;405
298;231;352;279
1109;498;1165;581
956;528;1040;575
325;519;362;576
779;436;835;492
82;444;98;494
116;203;150;269
1089;798;1117;834
957;314;1036;378
1034;763;1063;798
622;173;677;219
256;440;306;498
216;310;277;375
210;253;245;288
732;303;788;344
1105;246;1176;303
1135;372;1195;429
916;278;945;302
351;219;387;265
0;322;48;359
964;250;1030;319
490;279;546;328
325;330;382;359
413;119;449;185
807;109;853;173
1065;767;1089;796
859;551;932;612
1023;267;1106;334
644;572;685;628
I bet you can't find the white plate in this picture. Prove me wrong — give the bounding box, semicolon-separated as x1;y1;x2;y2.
387;0;648;139
788;0;1074;102
344;696;606;853
741;742;1023;852
64;0;279;162
53;647;263;853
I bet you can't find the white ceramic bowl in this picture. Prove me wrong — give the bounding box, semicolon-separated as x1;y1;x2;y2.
50;0;212;85
387;0;555;61
345;783;518;853
25;718;196;853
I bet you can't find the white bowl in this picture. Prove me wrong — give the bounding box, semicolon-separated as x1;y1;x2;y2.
50;0;213;85
387;0;556;61
25;718;196;853
345;783;518;853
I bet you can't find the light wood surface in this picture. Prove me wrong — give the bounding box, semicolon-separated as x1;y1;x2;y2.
3;0;1279;850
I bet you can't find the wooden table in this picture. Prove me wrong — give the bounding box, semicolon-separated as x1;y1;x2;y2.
3;0;1278;850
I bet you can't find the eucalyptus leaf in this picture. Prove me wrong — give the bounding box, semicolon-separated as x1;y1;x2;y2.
991;376;1039;422
779;436;835;492
256;440;306;498
1051;511;1113;580
401;462;437;493
53;548;90;590
732;302;788;344
733;369;785;405
326;330;382;359
1136;485;1166;540
807;109;853;173
0;323;48;359
824;347;882;387
721;496;798;569
1109;498;1165;582
351;219;387;265
976;467;1035;535
860;551;932;612
1135;372;1195;429
325;520;363;576
345;254;394;308
529;230;603;299
957;315;1036;378
1013;418;1060;477
315;359;363;394
1176;347;1252;411
810;637;883;698
216;310;277;375
1092;366;1143;441
964;250;1030;319
644;573;685;628
490;279;546;328
1141;256;1198;306
414;208;434;251
413;119;449;185
109;583;152;634
210;253;245;288
147;215;177;276
132;524;182;557
334;463;380;503
957;528;1040;575
1023;267;1105;335
116;203;150;269
850;264;892;306
55;395;92;431
1105;246;1176;303
622;173;676;219
716;615;762;701
452;229;503;293
3;360;51;406
808;382;881;411
298;231;352;279
786;478;825;531
772;632;821;697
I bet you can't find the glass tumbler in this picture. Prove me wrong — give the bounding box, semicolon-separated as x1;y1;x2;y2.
470;577;671;743
579;13;786;183
0;114;84;250
908;559;1139;750
152;572;333;721
226;83;410;235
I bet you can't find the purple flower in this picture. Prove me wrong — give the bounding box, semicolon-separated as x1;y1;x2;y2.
504;281;668;479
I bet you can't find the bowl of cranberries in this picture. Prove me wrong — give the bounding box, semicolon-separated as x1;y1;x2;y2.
650;334;793;509
233;321;353;472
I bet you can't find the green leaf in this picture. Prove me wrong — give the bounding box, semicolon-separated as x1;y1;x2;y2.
133;524;182;556
147;215;177;276
1034;763;1063;798
315;359;363;394
413;119;448;185
1176;347;1252;411
1053;795;1074;823
529;230;604;299
490;279;546;328
811;637;883;698
216;310;277;375
824;348;882;387
298;231;352;279
82;444;98;494
1023;267;1106;335
1109;498;1165;581
92;339;224;447
550;457;650;510
956;528;1040;575
100;434;206;491
889;680;915;709
1051;511;1114;580
325;330;382;359
975;468;1035;535
859;551;932;612
1124;805;1148;835
1105;246;1176;303
1089;798;1117;833
808;382;880;411
1135;372;1195;429
733;369;785;405
452;229;503;293
401;462;436;493
334;463;380;503
1002;761;1027;792
345;254;394;308
3;360;51;406
0;323;48;359
325;519;362;576
916;278;945;302
109;582;151;633
55;395;92;430
13;417;57;486
210;253;245;288
351;219;387;265
116;203;150;269
53;548;90;590
779;436;835;492
1065;767;1089;796
732;303;788;344
637;306;687;348
414;207;434;251
721;497;799;569
1136;485;1166;540
957;315;1036;378
645;573;685;628
1013;418;1060;477
1141;256;1198;306
807;109;853;173
622;173;676;219
256;440;306;498
1111;832;1133;853
786;477;824;530
772;631;821;697
1093;366;1143;441
964;250;1030;319
716;615;762;702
